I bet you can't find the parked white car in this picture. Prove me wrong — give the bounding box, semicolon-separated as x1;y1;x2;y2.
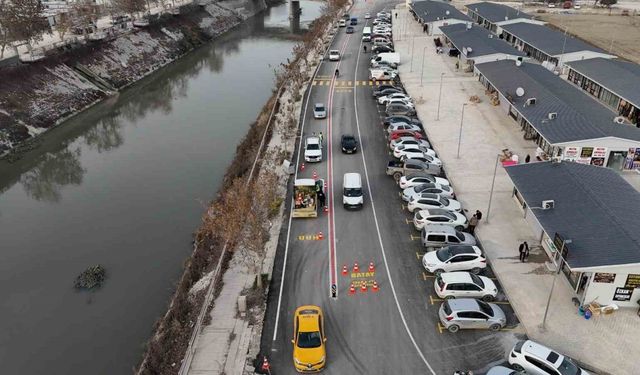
403;183;454;202
399;174;450;189
400;152;441;166
407;193;461;212
329;50;340;61
304;136;322;162
378;93;412;105
435;271;498;301
422;245;487;275
364;12;371;19
393;145;436;160
508;340;590;375
413;208;467;231
389;137;431;150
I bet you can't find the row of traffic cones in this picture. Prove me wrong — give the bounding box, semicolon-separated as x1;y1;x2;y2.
349;281;379;294
341;262;375;275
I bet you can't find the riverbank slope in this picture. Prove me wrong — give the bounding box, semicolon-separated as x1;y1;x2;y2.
0;2;256;159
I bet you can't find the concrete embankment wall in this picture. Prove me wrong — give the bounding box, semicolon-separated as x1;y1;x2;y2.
0;2;256;158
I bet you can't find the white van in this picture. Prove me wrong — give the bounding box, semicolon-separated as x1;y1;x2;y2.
370;69;396;81
362;26;371;42
343;173;364;209
370;52;400;67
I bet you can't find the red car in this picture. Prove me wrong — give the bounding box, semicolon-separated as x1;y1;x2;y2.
389;130;424;141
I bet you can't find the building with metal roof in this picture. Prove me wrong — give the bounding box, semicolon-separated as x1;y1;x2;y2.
440;23;526;67
565;58;640;126
465;1;544;34
474;59;640;171
409;0;470;36
500;22;615;68
505;161;640;306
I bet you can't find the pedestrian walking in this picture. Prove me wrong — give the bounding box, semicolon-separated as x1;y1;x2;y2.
518;242;525;262
475;210;482;221
363;45;367;53
395;12;398;19
518;241;529;262
335;68;340;77
525;154;531;163
318;131;324;143
468;214;478;235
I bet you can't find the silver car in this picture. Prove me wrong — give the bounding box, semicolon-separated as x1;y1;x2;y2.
386;103;415;116
438;298;506;333
313;103;326;119
403;183;454;202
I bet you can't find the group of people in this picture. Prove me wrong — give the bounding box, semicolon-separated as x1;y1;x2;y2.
295;192;315;210
466;210;482;235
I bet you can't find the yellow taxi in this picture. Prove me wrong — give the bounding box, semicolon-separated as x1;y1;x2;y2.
292;305;326;372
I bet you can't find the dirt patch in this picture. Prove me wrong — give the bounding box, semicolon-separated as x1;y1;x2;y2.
538;13;640;63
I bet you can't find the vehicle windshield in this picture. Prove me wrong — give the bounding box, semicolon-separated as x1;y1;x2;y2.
297;331;322;348
557;358;580;375
469;273;484;288
344;188;362;197
439;197;450;206
343;138;355;146
307;143;320;150
315;105;324;111
455;230;465;241
435;248;452;261
477;300;493;317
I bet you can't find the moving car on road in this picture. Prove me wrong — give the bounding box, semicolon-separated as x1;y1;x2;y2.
364;12;371;19
346;26;354;34
438;298;506;333
313;103;326;119
435;271;498;301
341;134;357;154
338;19;346;27
343;172;364;209
508;340;591;375
304;136;322;163
292;179;324;218
329;50;340;61
413;208;466;231
422;245;487;275
292;305;326;372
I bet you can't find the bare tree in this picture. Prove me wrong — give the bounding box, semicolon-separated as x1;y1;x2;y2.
54;12;73;42
0;0;49;54
71;0;100;38
202;177;253;249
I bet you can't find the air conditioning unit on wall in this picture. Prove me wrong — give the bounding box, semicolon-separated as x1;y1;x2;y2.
542;200;555;209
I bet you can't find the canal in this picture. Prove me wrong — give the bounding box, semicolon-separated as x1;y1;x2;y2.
0;2;322;374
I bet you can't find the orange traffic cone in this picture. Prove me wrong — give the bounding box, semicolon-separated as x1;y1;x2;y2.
342;265;348;276
353;262;359;272
323;205;328;213
360;282;367;292
300;163;305;171
317;231;323;240
372;281;379;292
313;170;318;180
349;283;356;295
261;356;271;371
368;262;375;272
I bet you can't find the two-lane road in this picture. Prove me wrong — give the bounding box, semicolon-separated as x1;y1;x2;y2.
260;1;520;374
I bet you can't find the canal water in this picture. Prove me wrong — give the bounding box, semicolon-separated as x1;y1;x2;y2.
0;2;321;374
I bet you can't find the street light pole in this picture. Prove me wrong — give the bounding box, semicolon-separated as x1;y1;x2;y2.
485;153;501;224
456;103;467;158
558;26;568;70
436;72;444;120
542;239;572;331
420;46;428;87
410;36;416;72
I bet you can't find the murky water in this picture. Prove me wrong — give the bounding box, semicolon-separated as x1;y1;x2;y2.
0;2;320;374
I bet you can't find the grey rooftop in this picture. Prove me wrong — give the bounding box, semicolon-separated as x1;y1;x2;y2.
465;1;532;23
410;0;470;23
440;23;526;58
474;60;640;144
506;161;640;269
500;22;606;56
566;57;640;108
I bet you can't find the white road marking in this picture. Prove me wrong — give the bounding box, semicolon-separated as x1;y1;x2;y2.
351;16;438;375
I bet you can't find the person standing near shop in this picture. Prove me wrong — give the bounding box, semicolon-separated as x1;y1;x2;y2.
468;214;478;235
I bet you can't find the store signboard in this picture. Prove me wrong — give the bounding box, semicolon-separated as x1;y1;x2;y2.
580;147;594;158
625;274;640;289
613;287;634;302
590;157;605;167
592;147;607;158
624;148;640;170
564;147;580;158
593;273;616;283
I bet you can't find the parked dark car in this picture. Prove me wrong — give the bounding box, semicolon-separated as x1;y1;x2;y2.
341;134;358;154
346;26;354;33
372;45;394;54
384;115;422;127
373;87;404;98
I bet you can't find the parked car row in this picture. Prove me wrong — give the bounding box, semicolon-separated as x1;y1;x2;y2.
364;13;399;82
487;339;591;375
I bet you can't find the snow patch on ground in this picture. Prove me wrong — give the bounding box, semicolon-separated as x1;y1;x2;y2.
190;270;214;296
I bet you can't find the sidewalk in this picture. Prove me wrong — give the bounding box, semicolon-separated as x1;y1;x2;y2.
393;7;640;375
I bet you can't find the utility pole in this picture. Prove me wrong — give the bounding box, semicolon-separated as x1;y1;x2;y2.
436;72;444;120
456;103;467;158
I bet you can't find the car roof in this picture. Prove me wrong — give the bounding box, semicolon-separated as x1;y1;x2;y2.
296;306;321;331
342;134;355;139
314;103;324;107
522;340;563;365
404;159;425;167
418;193;441;200
445;245;481;255
306;136;320;143
446;298;480;311
440;271;474;284
421;208;448;216
423;223;456;233
330;50;339;53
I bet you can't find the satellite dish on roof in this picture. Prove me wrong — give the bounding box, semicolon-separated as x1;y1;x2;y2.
505;16;509;21
466;22;472;30
516;59;522;67
446;10;450;15
516;87;525;97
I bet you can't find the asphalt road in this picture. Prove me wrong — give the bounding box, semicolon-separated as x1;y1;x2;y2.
260;1;523;374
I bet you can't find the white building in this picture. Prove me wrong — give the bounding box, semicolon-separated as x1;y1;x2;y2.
506;161;640;307
465;1;545;34
475;60;640;171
